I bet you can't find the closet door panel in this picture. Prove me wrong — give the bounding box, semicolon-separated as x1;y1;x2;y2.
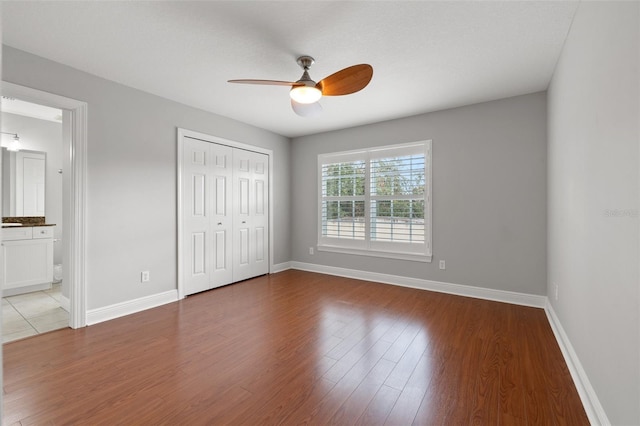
252;154;269;274
255;180;265;215
233;149;269;282
209;143;233;288
183;138;212;295
192;174;206;216
213;230;227;271
233;150;252;281
239;228;249;265
239;178;250;215
255;227;265;262
215;177;227;216
191;232;206;275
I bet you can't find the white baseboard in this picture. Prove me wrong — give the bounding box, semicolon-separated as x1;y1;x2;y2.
289;261;546;308
544;300;609;426
3;283;52;297
271;261;292;273
86;290;179;326
59;295;70;313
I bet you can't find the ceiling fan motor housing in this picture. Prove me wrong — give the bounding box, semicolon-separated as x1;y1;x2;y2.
296;56;315;70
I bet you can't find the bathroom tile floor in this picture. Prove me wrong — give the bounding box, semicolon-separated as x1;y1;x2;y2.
2;284;69;343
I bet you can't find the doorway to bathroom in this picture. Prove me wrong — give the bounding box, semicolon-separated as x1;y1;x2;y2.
1;81;88;337
1;97;67;342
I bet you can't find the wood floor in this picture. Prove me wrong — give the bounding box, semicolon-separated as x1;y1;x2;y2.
3;270;588;425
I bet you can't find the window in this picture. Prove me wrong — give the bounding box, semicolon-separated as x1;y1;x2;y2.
318;141;432;262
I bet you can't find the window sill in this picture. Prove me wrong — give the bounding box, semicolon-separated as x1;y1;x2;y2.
317;244;432;263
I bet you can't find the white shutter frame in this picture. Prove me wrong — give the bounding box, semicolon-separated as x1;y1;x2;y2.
317;140;432;263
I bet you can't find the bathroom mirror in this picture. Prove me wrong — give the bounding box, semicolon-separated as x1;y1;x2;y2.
2;147;47;216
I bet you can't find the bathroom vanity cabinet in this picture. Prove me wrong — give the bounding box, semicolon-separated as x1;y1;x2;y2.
2;226;55;296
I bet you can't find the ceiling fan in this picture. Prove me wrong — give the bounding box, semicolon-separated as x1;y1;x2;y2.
228;56;373;117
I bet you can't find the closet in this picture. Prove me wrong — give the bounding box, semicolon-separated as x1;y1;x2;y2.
181;136;269;296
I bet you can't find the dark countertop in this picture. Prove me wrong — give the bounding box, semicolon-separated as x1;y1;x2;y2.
2;224;56;228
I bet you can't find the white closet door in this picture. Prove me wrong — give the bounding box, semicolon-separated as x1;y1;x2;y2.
232;149;269;282
182;137;268;296
183;138;212;295
183;138;234;295
209;143;233;288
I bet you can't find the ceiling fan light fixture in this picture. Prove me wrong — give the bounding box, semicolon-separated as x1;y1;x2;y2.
289;85;322;104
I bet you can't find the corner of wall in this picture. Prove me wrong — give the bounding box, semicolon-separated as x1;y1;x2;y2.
544;300;610;425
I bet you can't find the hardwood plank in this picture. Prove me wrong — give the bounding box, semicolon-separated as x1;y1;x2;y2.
498;304;528;424
228;371;336;424
326;314;393;360
356;384;402;426
382;323;421;363
384;328;430;390
282;338;393;424
323;329;393;384
411;351;463;424
328;358;396;425
520;307;589;425
469;322;502;424
384;351;434;425
2;270;588;425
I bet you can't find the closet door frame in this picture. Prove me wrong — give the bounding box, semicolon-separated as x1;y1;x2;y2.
177;128;274;300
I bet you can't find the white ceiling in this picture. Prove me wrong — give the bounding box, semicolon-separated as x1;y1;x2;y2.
1;1;578;138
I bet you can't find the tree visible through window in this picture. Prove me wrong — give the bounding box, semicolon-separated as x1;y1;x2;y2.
370;154;425;244
318;141;432;262
322;160;365;240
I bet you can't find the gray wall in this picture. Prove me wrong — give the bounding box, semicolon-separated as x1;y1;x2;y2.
547;2;639;424
291;92;547;295
0;40;4;422
2;46;291;310
1;112;64;264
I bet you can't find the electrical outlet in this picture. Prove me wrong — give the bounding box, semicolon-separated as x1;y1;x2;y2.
141;271;150;283
309;247;314;255
554;283;559;301
439;260;446;270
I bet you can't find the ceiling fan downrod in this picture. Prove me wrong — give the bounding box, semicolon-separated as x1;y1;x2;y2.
296;56;316;84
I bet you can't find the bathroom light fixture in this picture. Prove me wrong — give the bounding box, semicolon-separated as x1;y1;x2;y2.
1;132;21;152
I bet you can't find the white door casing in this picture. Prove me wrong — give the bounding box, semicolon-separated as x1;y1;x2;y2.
1;81;88;329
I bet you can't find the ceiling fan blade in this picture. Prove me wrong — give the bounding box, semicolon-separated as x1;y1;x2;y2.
291;99;323;117
316;64;373;96
228;79;301;86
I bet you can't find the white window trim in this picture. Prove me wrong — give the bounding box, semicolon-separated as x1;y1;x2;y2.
317;140;432;263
